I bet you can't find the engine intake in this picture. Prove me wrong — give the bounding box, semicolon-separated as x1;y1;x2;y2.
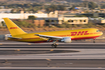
60;37;71;43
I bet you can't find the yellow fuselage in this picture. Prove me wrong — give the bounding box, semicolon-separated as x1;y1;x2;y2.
9;28;103;43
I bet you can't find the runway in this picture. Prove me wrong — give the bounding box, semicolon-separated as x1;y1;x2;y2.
1;42;105;49
0;59;105;67
0;41;105;70
0;67;105;70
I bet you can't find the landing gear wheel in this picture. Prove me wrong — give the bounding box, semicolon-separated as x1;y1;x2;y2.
51;44;57;48
93;39;95;43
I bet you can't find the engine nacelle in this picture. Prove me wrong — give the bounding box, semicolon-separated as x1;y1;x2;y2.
60;37;71;43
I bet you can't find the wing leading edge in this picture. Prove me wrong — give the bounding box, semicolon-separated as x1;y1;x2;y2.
35;34;63;41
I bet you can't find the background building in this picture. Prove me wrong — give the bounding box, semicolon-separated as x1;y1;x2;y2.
89;18;105;24
0;10;89;25
64;17;88;24
0;11;48;23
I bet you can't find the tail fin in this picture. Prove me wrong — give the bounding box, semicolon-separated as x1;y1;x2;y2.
3;18;27;36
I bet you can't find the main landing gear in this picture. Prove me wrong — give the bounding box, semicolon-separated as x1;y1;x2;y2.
51;40;58;48
93;39;95;43
51;44;58;48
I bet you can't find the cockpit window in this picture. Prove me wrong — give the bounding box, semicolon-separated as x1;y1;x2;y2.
96;30;101;32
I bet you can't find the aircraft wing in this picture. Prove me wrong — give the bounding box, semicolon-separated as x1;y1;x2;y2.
35;34;63;40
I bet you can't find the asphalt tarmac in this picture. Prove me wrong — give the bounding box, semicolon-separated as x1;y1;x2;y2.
0;59;105;67
0;67;105;70
0;41;105;70
1;42;105;49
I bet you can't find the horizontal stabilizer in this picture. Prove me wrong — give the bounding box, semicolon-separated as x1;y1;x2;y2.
8;36;22;39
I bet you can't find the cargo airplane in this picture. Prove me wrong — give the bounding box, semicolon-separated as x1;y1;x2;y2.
3;18;103;48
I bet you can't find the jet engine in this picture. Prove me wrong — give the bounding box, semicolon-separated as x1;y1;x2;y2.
60;37;71;43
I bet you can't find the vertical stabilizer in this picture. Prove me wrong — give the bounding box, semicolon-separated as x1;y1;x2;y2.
3;18;27;36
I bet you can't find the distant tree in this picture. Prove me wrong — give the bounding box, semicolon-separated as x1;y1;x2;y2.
78;1;88;7
13;20;35;28
95;11;99;13
28;16;37;20
54;20;57;24
50;5;57;11
101;4;105;9
73;24;78;28
38;24;41;28
88;2;98;9
45;22;49;26
87;22;94;27
75;15;87;17
45;5;66;12
66;24;72;28
58;5;66;11
57;24;66;28
48;19;52;26
84;11;89;13
27;3;32;8
69;7;77;11
28;15;37;23
80;24;88;28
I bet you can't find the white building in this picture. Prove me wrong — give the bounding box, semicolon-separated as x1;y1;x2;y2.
0;10;89;25
0;9;12;13
0;13;48;22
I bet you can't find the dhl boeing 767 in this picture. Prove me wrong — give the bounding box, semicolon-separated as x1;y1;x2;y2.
3;18;103;48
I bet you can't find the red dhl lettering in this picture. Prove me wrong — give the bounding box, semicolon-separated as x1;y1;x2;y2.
71;31;89;36
10;27;18;29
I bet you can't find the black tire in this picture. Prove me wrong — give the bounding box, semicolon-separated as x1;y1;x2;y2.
93;39;95;43
54;45;57;48
51;44;54;47
51;44;57;48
